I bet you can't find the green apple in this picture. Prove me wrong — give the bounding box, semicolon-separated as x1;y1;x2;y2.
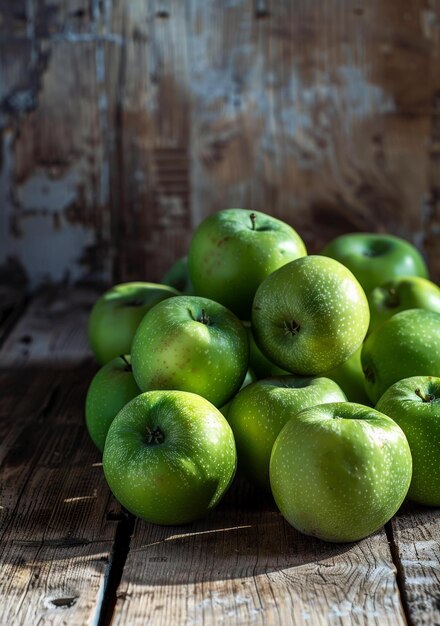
246;323;289;379
252;255;370;375
376;376;440;506
85;355;140;452
321;233;428;295
227;376;346;491
270;402;412;543
162;256;194;294
188;208;307;319
368;276;440;334
103;390;237;524
88;282;179;365
325;346;371;405
362;309;440;404
219;368;256;418
131;295;249;407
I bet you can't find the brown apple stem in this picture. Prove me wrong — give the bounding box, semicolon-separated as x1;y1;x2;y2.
363;365;375;383
120;355;132;371
415;388;435;402
250;212;257;230
385;287;400;308
199;308;210;325
146;427;165;445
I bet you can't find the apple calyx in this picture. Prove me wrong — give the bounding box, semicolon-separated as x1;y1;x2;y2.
125;299;145;307
250;212;257;231
145;427;165;445
120;355;132;372
363;365;375;383
385;287;400;309
415;388;435;403
283;320;300;337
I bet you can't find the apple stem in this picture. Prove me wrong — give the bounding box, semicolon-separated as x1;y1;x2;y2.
363;365;375;383
199;308;210;325
120;355;132;372
385;287;400;308
415;388;435;403
146;427;165;445
250;212;257;230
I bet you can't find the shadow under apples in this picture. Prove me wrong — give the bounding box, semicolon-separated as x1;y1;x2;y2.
0;363;404;594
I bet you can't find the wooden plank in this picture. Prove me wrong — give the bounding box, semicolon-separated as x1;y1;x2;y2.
108;0;193;283
0;36;112;288
389;504;440;626
0;365;120;626
0;288;121;625
0;284;27;346
0;286;99;366
112;476;406;625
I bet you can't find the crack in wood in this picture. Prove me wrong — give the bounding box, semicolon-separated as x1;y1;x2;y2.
97;510;135;626
385;521;414;626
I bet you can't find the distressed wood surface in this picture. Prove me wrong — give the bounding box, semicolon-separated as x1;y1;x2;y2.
0;0;439;287
390;504;440;626
112;477;406;626
0;288;439;625
0;288;121;626
0;285;98;366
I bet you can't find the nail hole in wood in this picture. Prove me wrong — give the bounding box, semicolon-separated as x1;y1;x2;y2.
156;10;170;18
255;9;270;19
50;596;78;609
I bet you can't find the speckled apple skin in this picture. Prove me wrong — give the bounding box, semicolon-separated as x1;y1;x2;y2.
367;276;440;335
227;376;347;491
321;233;429;295
376;376;440;506
362;309;440;404
103;390;237;525
270;402;412;543
85;355;141;452
131;295;249;408
88;282;179;365
188;208;307;319
252;255;370;375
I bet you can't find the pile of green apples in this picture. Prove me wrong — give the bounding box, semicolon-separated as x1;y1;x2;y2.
85;209;440;543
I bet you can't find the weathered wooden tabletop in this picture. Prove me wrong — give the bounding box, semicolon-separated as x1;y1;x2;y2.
0;285;439;626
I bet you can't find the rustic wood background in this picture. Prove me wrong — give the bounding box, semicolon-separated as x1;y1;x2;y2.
1;0;439;289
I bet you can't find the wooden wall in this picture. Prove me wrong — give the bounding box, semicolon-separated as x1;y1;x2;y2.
1;0;439;289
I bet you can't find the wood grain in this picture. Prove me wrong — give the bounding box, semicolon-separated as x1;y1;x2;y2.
1;0;439;286
112;476;406;626
0;285;98;366
390;504;440;626
0;289;121;626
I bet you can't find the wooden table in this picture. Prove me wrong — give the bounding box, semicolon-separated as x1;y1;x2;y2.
1;285;439;626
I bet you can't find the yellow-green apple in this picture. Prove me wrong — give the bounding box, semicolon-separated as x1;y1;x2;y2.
188;209;307;319
103;390;237;524
162;256;193;294
321;233;428;295
88;282;179;364
270;402;412;542
325;346;371;405
85;355;140;452
131;295;248;407
252;255;369;375
227;376;346;491
362;309;440;403
368;276;440;334
376;376;440;506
